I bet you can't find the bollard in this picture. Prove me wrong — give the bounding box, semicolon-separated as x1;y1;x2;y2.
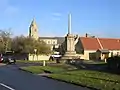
105;58;107;63
43;60;46;66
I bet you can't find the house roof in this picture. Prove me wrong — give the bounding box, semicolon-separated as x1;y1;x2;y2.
97;49;109;53
80;37;120;50
99;38;120;50
80;37;101;50
56;37;65;44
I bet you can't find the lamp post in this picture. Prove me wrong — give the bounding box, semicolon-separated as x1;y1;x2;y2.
34;49;37;55
34;49;37;61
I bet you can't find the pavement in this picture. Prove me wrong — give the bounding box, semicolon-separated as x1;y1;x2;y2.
0;64;90;90
0;63;6;66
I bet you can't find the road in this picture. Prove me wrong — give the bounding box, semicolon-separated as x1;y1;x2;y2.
0;64;90;90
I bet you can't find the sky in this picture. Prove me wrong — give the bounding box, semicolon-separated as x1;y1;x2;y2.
0;0;120;38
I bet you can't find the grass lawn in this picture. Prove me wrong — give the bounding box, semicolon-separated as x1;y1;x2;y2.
82;60;106;65
48;70;120;90
21;66;44;74
20;63;120;90
20;64;77;74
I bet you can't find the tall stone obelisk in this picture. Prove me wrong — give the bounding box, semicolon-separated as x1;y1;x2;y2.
62;13;80;60
68;13;71;34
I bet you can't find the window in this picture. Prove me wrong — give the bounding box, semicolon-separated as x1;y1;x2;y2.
48;41;50;44
53;41;55;44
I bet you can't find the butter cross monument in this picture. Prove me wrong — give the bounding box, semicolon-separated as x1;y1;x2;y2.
62;13;80;60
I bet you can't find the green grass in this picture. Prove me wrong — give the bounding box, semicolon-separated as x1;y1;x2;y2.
67;70;120;83
48;74;120;90
20;63;120;90
48;70;120;90
39;66;66;73
20;64;76;74
82;60;106;64
21;66;44;74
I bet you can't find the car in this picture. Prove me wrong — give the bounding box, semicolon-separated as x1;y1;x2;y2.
49;54;62;61
2;56;16;64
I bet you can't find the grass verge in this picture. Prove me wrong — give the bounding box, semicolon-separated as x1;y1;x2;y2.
20;64;120;90
20;64;76;74
20;66;44;74
47;70;120;90
48;73;120;90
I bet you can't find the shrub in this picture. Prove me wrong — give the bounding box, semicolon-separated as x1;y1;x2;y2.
107;56;120;70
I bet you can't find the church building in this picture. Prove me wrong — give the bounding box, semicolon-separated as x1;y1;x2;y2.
29;18;64;51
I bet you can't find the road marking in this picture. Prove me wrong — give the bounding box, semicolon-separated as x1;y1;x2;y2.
0;83;15;90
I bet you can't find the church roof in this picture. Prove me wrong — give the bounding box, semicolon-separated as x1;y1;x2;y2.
39;37;65;44
30;18;37;27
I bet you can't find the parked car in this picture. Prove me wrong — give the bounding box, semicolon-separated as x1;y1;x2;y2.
49;54;62;61
2;56;16;64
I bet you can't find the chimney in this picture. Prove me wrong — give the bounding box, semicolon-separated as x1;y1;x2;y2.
85;33;88;37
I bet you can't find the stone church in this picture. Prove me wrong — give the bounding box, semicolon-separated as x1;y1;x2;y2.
29;18;120;61
29;19;65;52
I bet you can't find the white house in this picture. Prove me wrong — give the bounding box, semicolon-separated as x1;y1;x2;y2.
79;36;120;60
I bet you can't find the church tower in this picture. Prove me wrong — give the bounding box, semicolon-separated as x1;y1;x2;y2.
29;18;39;40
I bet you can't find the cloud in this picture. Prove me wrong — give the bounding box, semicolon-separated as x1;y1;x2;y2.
51;12;62;21
0;0;19;17
52;13;62;17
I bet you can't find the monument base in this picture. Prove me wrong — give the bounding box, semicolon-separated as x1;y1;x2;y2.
61;51;80;60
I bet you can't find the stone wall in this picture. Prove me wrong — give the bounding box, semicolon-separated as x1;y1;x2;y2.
28;54;50;61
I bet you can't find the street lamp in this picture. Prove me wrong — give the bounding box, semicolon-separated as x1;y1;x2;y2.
33;49;37;61
34;49;37;55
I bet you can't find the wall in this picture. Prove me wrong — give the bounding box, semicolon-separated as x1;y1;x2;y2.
91;50;120;60
89;52;96;60
28;54;50;61
109;50;120;57
82;50;96;60
96;51;101;60
75;39;84;54
42;39;57;45
41;39;58;51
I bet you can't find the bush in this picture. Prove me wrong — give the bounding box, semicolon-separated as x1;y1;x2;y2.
107;56;120;70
